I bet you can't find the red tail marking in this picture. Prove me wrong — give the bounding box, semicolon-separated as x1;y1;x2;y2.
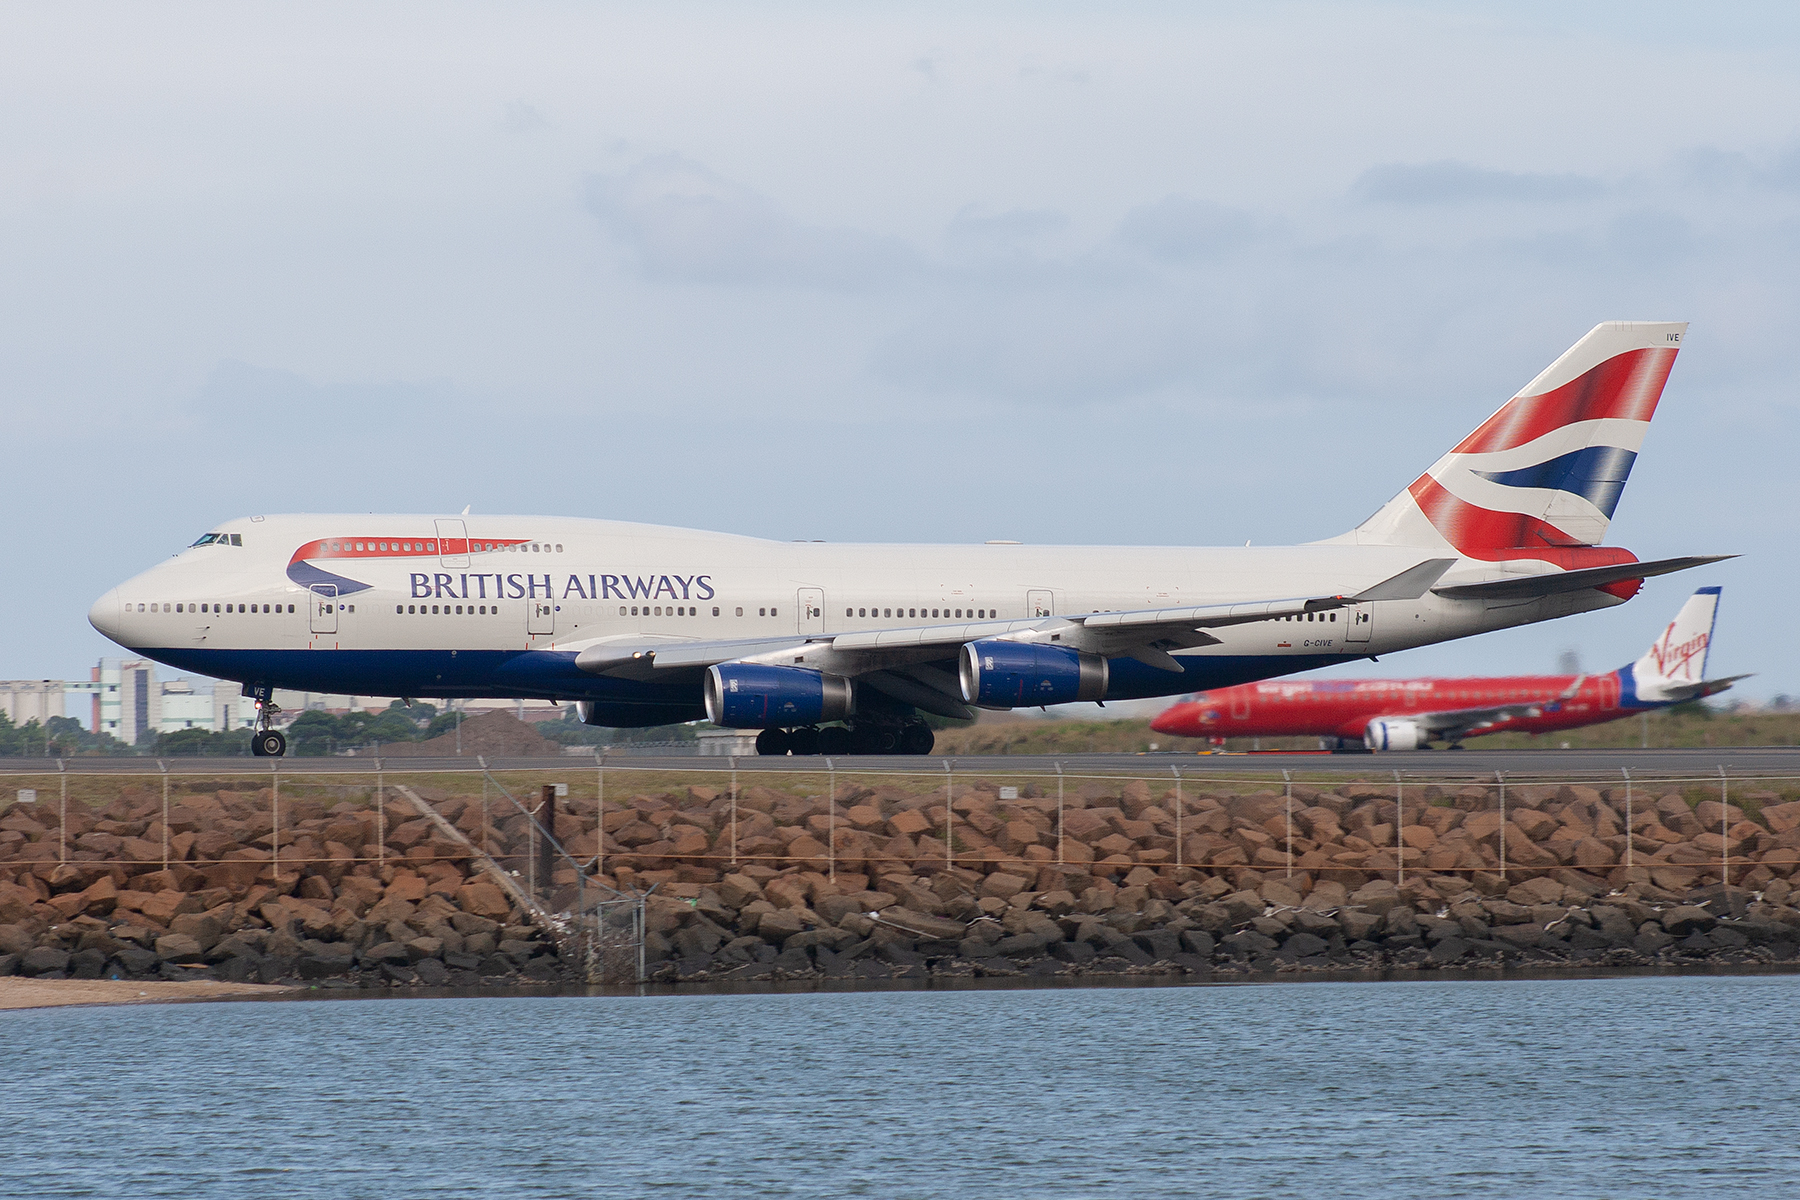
1452;347;1676;455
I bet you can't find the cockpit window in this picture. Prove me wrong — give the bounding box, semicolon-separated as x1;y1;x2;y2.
189;533;243;547
191;533;220;546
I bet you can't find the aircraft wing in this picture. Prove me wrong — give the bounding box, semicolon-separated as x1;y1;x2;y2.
1431;555;1734;601
573;558;1457;690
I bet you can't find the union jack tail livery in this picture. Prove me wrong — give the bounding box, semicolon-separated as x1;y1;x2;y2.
1624;585;1723;704
1340;322;1685;562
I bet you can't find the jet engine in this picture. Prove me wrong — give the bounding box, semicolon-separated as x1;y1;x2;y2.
705;663;854;729
959;639;1108;708
1364;718;1425;751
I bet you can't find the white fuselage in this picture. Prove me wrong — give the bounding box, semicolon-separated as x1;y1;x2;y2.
88;513;1625;717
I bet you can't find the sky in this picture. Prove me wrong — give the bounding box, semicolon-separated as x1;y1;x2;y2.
3;1;1797;706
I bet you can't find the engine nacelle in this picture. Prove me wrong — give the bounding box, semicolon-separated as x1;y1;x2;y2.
1364;719;1425;751
958;639;1108;708
704;663;854;729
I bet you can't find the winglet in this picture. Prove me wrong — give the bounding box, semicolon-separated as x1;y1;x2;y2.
1351;558;1457;602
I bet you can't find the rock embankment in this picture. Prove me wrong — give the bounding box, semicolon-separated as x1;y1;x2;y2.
0;787;569;988
4;776;1800;987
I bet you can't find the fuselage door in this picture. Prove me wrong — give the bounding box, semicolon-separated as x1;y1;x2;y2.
528;599;556;636
310;584;338;634
1229;689;1251;719
435;518;470;568
1027;589;1054;619
1598;674;1619;710
1344;603;1372;644
797;587;825;635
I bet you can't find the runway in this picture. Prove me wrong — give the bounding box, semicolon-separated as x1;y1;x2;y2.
3;746;1798;780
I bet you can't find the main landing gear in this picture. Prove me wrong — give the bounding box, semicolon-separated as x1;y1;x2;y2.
250;699;287;757
756;720;935;757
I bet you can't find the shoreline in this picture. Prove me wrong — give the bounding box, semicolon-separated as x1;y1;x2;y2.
9;958;1797;1013
0;976;296;1011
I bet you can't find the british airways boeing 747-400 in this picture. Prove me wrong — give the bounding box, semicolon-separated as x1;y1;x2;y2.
90;321;1729;757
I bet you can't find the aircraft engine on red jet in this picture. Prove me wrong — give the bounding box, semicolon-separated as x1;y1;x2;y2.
1364;718;1425;751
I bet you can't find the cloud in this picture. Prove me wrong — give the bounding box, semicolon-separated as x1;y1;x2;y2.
1116;196;1259;263
1351;160;1605;205
584;155;919;289
1678;144;1800;191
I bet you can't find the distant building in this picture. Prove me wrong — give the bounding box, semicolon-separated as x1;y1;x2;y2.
0;661;257;744
0;681;64;727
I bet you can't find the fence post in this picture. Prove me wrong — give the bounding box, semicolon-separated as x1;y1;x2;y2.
1283;769;1293;879
57;759;66;865
1393;769;1403;888
159;760;170;871
827;758;836;884
271;759;280;884
1496;770;1506;882
943;758;954;872
1173;766;1184;869
1719;765;1730;888
1622;767;1632;871
729;757;739;868
539;784;558;904
1055;761;1065;865
596;754;605;884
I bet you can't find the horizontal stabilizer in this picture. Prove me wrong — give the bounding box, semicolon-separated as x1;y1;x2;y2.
1351;558;1458;602
1431;555;1734;601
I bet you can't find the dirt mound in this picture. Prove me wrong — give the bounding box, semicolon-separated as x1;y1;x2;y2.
379;710;563;757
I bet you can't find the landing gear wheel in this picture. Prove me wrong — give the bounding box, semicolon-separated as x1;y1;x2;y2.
817;725;853;756
899;723;935;756
787;726;821;756
755;727;792;756
253;730;287;758
850;724;900;755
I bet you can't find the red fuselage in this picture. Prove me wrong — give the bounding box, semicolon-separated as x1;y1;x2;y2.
1150;671;1631;743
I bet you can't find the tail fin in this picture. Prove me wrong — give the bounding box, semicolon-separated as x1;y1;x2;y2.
1337;321;1686;558
1622;587;1721;703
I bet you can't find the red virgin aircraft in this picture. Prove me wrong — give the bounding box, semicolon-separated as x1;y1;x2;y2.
1149;588;1743;751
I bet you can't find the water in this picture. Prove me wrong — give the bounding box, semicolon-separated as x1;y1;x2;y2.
4;975;1798;1198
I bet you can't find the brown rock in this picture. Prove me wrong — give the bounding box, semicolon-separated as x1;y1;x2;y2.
139;890;202;925
715;873;762;908
1400;825;1438;851
980;873;1030;900
154;932;206;963
1694;801;1748;831
76;876;120;917
1349;880;1401;916
1572;838;1616;871
786;836;830;871
455;881;511;919
756;907;807;941
1506;877;1564;906
386;874;428;903
877;906;966;941
845;805;885;831
888;809;932;837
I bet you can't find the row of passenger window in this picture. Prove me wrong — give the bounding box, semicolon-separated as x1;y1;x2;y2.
1278;613;1338;622
396;604;500;615
849;606;988;620
135;602;294;614
329;540;564;553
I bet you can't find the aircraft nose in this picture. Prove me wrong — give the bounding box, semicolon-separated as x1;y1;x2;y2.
89;587;125;644
1149;706;1184;734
